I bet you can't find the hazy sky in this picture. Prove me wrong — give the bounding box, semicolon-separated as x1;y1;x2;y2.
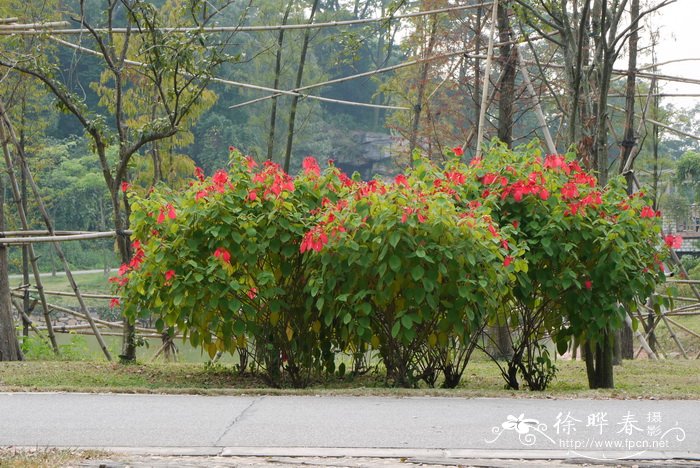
654;0;700;109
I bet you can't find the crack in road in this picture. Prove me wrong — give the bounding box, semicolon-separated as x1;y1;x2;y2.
213;397;262;446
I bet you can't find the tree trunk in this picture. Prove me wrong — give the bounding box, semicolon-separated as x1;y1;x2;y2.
267;0;293;162
497;1;516;148
0;179;23;361
583;331;614;389
489;2;516;359
408;11;438;159
283;0;321;173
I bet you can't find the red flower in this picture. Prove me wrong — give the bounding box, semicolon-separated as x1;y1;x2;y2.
482;173;498;185
640;206;656;218
245;156;258;171
228;145;236;152
417;213;426;223
300;226;329;253
543;154;566;170
195;190;208;200
539;188;550;200
503;256;514;267
664;235;683;249
248;190;258;202
394;174;408;187
213;170;229;188
157;211;166;224
561;182;579;199
247;287;258;300
445;171;466;185
167;205;176;220
164;269;176;282
121;181;130;193
194;167;205;181
585;280;592;290
213;247;231;264
452;146;464;156
512;220;519;229
109;298;120;309
302;156;321;176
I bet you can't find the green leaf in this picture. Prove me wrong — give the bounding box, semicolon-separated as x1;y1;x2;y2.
411;264;424;281
389;231;401;248
389;255;401;272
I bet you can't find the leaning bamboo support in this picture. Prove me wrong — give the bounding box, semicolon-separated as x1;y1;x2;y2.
0;106;59;354
664;316;700;341
14;297;156;334
10;298;51;348
626;311;657;360
661;313;689;359
0;100;111;360
516;46;557;154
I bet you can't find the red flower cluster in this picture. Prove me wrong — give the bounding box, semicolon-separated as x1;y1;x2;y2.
300;225;329;253
194;167;205;182
664;235;683;249
394;174;409;187
164;269;176;284
213;247;231;264
157;204;177;223
252;161;295;199
121;181;130;193
502;178;549;202
302;156;321;177
452;146;464;156
640;206;657;218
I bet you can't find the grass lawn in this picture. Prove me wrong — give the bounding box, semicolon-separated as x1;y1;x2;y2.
1;358;698;399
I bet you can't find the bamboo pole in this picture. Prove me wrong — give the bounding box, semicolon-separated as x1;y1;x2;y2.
664;316;700;341
0;100;111;361
475;0;499;160
0;230;92;236
626;311;657;360
16;286;117;300
0;3;495;35
661;313;688;359
0;18;19;24
11;296;156;334
10;298;51;348
0;231;126;244
0;106;59;354
0;21;69;30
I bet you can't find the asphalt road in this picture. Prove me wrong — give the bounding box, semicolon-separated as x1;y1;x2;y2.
0;393;698;462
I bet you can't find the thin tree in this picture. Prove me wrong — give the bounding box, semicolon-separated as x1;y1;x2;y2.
0;0;239;361
283;0;321;173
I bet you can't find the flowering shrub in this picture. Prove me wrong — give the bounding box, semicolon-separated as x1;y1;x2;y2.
119;151;351;387
448;141;669;389
304;156;517;387
117;140;670;390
